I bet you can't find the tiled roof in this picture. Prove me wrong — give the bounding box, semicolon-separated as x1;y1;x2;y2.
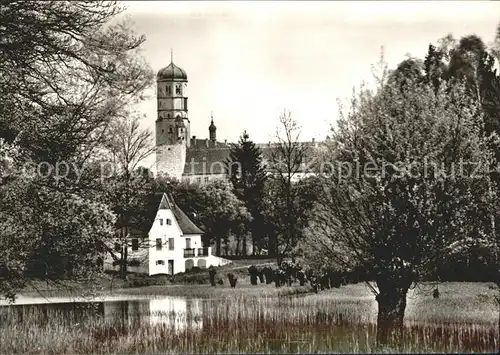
183;142;321;176
157;193;204;235
184;148;231;175
190;138;230;149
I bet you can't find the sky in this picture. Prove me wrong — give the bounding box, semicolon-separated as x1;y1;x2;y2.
120;1;500;145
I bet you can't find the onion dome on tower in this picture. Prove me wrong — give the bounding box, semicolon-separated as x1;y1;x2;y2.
157;50;187;81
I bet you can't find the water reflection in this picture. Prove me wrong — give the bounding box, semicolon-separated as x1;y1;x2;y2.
103;297;203;330
0;296;204;332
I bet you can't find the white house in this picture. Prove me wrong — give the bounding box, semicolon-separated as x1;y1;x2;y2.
105;193;231;276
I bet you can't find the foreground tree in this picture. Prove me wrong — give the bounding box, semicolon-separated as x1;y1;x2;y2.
101;115;156;279
424;34;500;299
308;56;491;346
0;1;153;298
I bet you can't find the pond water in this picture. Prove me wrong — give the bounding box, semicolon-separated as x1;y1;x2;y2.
0;296;205;332
0;288;498;353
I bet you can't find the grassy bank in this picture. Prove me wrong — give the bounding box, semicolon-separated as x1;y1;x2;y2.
0;282;497;354
17;259;278;299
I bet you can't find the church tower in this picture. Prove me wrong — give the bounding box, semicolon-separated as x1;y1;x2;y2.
155;52;190;180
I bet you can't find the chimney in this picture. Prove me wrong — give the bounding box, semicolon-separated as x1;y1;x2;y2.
268;141;271;148
224;139;227;145
312;138;315;143
192;136;196;147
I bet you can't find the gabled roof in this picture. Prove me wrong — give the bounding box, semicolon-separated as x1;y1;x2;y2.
158;193;173;210
157;193;204;235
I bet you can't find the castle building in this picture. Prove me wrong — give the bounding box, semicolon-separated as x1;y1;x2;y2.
155;57;320;184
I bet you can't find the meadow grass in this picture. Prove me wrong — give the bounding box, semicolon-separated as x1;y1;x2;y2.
0;282;498;354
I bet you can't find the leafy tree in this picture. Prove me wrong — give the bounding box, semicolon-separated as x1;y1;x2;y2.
308;56;490;346
225;131;267;255
100;115;155;279
423;34;500;288
0;177;116;300
172;179;251;256
492;22;500;63
264;111;314;263
423;44;447;93
263;175;320;264
0;1;152;297
0;1;153;166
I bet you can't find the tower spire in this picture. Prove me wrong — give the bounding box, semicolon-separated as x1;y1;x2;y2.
170;48;173;63
209;111;216;142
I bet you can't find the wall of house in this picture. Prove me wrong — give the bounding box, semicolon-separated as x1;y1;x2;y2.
148;207;203;275
181;173;227;185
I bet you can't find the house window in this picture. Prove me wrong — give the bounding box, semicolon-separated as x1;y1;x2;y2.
176;84;182;95
114;243;121;252
166;219;172;225
168;238;174;251
159;219;163;226
204;176;209;183
169;127;173;133
131;238;139;251
165;85;171;96
156;260;165;265
196;177;201;183
156;238;162;251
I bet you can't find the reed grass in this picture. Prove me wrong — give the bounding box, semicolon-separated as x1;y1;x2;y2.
0;282;498;354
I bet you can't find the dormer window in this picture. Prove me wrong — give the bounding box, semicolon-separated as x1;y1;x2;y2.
159;219;163;226
169;127;173;133
166;219;172;225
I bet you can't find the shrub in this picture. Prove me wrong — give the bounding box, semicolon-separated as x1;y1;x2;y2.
208;267;217;287
227;273;238;288
263;267;273;284
274;269;286;288
128;259;141;267
248;266;259;286
257;268;265;283
297;270;306;286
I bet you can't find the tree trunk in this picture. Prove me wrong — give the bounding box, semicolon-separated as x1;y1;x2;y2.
276;251;282;267
216;235;221;257
121;245;128;280
236;237;241;256
242;234;247;256
375;283;409;347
